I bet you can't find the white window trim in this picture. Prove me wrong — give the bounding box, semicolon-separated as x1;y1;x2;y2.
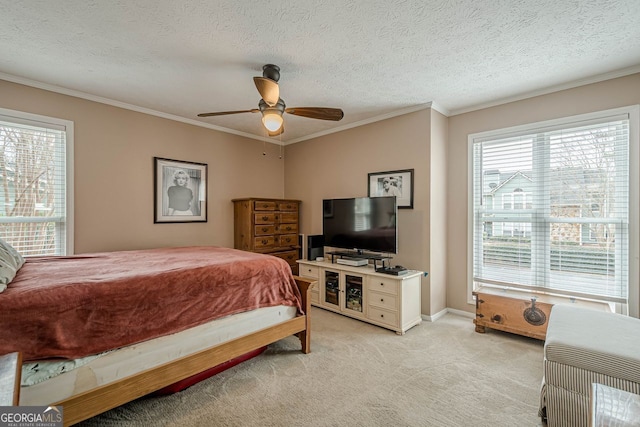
467;105;639;317
0;107;74;255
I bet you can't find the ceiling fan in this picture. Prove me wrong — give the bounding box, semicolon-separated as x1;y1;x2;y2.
198;64;344;137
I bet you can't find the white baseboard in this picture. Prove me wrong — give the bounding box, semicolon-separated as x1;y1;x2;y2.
422;307;475;322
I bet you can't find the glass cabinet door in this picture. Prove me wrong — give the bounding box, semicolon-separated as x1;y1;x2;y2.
323;270;340;309
344;274;363;314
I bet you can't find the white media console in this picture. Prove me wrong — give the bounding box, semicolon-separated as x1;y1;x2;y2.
297;259;423;334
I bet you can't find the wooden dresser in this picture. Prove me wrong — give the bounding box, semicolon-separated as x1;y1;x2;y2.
232;198;301;275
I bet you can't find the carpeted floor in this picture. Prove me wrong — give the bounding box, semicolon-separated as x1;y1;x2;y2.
77;307;545;426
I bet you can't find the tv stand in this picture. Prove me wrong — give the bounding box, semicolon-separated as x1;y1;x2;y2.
297;259;423;334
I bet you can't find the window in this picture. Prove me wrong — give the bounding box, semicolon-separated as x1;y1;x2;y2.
469;106;639;314
0;108;73;256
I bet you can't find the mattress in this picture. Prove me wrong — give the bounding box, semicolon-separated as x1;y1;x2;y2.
20;304;297;406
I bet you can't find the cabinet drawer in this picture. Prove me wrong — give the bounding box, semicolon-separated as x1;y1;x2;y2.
271;250;298;265
368;277;399;295
276;223;298;234
367;306;398;328
254;224;276;235
254;200;277;211
368;291;397;311
278;201;298;211
254;213;276;224
300;265;319;279
254;236;275;249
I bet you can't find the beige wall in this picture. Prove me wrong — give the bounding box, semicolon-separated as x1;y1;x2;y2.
0;79;286;253
447;73;640;314
3;72;638;316
429;109;448;315
284;110;437;315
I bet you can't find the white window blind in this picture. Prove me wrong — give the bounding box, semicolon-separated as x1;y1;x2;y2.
0;111;70;256
471;112;630;305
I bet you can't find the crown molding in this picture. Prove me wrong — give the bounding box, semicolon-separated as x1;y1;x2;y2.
0;72;280;144
449;65;640;116
285;103;436;145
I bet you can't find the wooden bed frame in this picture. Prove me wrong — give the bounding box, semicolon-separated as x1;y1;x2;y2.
16;276;314;427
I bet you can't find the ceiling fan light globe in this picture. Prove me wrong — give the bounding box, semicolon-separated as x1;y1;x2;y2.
262;113;283;132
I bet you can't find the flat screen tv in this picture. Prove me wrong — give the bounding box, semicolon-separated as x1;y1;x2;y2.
322;196;397;254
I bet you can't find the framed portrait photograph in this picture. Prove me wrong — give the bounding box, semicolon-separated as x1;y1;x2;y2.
368;169;414;209
154;157;208;223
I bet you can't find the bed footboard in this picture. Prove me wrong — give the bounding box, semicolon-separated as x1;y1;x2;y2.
293;275;315;354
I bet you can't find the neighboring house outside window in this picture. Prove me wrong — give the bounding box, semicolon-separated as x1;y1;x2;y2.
469;106;639;315
0;108;73;256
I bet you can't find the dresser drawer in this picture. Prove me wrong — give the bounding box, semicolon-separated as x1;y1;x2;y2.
254;213;276;224
279;212;298;223
254;236;275;249
368;277;399;295
278;201;298;211
271;249;298;266
368;291;397;311
254;224;276;235
254;200;277;211
367;306;398;328
276;223;298;234
276;233;297;246
299;264;319;279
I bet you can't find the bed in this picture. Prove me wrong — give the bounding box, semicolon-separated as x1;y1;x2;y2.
0;245;314;426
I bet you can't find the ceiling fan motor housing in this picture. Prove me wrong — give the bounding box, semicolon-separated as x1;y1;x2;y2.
262;64;280;82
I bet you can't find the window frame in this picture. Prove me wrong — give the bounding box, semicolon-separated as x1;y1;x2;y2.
467;105;639;316
0;107;74;256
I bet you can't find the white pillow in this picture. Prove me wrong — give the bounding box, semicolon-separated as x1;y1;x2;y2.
0;238;25;292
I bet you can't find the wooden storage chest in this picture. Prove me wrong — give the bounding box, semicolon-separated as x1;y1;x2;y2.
473;286;610;340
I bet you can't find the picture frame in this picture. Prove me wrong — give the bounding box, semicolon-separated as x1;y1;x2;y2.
367;169;414;209
154;157;208;223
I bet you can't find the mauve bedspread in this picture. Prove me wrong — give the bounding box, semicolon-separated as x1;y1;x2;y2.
0;246;302;361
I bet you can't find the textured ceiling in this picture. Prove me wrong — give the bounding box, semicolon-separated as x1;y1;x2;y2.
1;0;640;143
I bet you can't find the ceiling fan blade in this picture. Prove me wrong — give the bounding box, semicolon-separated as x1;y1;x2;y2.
253;77;279;107
268;126;284;137
284;107;344;121
197;109;259;117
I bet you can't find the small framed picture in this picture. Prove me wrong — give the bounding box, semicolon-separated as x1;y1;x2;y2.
368;169;414;209
154;157;207;223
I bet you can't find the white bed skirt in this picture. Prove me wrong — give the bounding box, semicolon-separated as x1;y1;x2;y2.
20;305;297;406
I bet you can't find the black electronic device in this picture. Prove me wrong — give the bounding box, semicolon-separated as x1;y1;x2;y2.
322;196;397;254
375;266;409;276
307;235;325;260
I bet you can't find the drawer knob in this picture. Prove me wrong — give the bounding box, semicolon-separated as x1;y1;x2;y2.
380;314;384;318
262;227;268;232
261;239;267;244
262;216;269;221
380;298;384;302
491;314;502;323
380;282;384;286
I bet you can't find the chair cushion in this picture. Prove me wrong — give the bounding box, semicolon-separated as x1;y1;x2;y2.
544;304;640;384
